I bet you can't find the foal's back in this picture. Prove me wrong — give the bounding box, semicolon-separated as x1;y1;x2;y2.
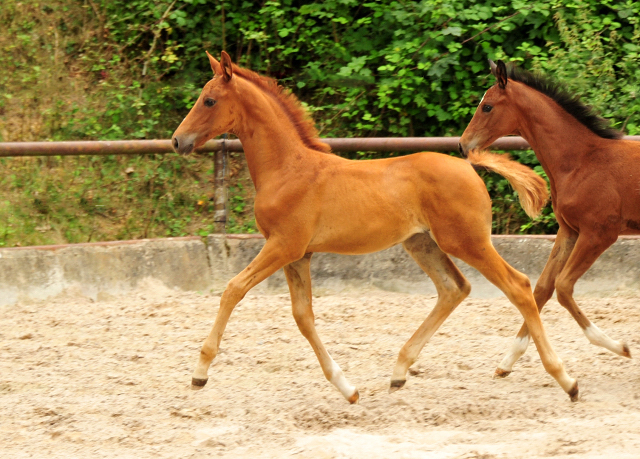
303;152;491;255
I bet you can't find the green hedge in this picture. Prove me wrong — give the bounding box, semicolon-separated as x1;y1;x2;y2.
1;1;640;240
94;0;640;234
88;1;640;138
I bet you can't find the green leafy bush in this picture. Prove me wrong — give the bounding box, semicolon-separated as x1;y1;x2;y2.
1;0;640;244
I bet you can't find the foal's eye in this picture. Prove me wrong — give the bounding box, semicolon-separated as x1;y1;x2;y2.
204;98;216;107
482;104;493;113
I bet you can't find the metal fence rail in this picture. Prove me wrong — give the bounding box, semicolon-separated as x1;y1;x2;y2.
2;136;640;157
4;136;640;233
5;136;640;157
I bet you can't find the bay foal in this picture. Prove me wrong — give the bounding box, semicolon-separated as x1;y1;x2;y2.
460;60;633;378
172;51;578;402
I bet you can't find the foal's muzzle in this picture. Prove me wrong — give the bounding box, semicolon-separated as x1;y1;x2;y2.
458;142;468;158
171;135;195;155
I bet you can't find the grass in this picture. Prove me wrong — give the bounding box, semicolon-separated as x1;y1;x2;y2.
0;1;553;247
0;1;257;247
0;153;257;247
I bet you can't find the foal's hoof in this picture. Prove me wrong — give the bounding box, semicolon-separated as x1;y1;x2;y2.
494;368;511;379
191;377;209;389
389;379;406;393
568;381;579;402
347;389;360;405
621;343;632;358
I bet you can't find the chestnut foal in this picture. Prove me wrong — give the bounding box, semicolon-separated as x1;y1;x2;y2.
172;51;578;402
460;60;633;378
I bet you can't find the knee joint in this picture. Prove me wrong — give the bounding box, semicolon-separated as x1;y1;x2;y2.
292;306;315;337
515;272;532;292
510;271;532;294
292;307;312;325
439;271;470;302
223;279;246;304
505;271;534;305
533;281;554;306
442;281;470;304
555;277;574;303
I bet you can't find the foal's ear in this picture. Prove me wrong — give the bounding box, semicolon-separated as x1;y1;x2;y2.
220;51;234;82
489;59;497;75
494;60;508;89
206;51;222;76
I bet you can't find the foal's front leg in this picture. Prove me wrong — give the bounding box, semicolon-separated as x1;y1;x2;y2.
192;239;298;388
496;226;576;377
284;253;359;404
554;231;631;358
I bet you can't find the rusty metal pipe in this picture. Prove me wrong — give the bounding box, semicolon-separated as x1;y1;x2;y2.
2;136;640;157
324;136;534;152
324;135;640;152
0;139;240;157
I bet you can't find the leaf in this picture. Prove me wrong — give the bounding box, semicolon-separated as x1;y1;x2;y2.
442;26;462;36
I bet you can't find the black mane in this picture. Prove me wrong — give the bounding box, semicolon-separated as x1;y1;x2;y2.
506;65;623;140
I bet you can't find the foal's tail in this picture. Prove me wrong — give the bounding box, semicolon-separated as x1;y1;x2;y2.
466;150;549;219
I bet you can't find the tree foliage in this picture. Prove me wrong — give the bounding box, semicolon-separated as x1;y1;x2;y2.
87;0;640;140
1;0;640;240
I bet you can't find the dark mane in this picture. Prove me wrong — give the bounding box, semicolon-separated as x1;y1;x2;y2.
231;64;332;153
506;64;623;140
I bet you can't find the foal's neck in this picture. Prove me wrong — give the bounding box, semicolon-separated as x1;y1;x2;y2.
232;81;320;191
513;84;605;179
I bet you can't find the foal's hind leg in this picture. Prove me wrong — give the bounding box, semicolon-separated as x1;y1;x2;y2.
554;232;631;358
390;233;471;392
496;226;577;377
284;253;359;403
192;239;300;388
453;240;578;400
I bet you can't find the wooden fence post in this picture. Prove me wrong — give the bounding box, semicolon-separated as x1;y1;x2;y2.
213;134;228;233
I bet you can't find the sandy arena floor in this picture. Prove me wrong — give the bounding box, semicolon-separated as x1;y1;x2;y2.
1;284;639;458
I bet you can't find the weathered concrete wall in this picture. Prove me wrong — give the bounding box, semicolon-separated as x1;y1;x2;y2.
207;234;640;298
2;234;640;306
0;237;211;306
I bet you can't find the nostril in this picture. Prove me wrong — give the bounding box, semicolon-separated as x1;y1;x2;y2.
173;137;179;150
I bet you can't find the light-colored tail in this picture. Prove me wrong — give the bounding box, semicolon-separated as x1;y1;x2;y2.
467;150;549;219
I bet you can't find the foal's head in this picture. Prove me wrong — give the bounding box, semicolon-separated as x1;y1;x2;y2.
459;60;520;157
172;51;238;155
459;60;622;157
172;51;330;155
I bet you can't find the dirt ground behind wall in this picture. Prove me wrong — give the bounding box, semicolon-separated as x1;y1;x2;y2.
1;285;639;458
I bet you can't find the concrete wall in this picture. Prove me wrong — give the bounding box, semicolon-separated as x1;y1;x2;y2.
0;237;211;306
208;234;640;298
1;234;640;306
